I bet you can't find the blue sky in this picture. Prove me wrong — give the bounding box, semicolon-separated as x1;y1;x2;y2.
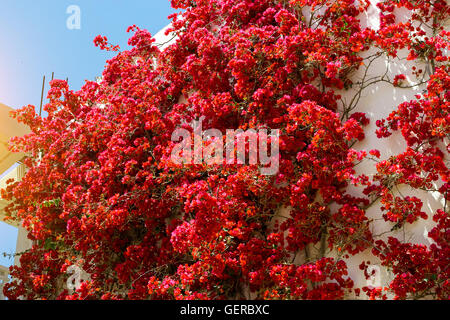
0;0;175;267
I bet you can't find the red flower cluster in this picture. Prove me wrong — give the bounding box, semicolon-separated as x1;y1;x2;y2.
1;0;448;300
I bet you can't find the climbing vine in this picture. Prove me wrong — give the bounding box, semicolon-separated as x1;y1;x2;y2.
1;0;448;300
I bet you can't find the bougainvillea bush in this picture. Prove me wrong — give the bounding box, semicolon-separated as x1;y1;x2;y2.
2;0;449;300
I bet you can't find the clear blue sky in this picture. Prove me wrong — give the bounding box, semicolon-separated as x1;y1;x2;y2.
0;0;175;267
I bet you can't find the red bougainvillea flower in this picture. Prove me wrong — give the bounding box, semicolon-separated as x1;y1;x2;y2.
2;0;449;300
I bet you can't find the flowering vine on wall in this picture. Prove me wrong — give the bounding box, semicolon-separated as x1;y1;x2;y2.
1;0;449;300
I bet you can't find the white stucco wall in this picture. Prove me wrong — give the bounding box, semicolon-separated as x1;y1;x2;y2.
337;4;447;297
